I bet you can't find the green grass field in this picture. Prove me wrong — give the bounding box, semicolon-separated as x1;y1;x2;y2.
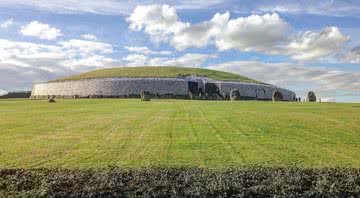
0;99;359;169
52;66;261;83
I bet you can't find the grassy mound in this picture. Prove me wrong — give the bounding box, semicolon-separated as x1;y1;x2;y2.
51;66;261;83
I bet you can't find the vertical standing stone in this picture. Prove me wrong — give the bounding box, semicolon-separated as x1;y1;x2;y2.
140;91;151;101
188;91;196;100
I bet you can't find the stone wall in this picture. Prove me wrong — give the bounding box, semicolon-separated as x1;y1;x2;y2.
31;77;296;101
216;82;295;101
31;78;189;99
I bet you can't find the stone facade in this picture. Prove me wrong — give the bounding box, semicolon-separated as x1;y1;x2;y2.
31;78;189;99
215;81;295;101
31;77;296;101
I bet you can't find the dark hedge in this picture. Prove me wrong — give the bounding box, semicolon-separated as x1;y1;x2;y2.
1;168;360;197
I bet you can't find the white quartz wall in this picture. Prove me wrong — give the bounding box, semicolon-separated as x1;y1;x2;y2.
217;82;295;101
31;77;296;101
32;78;189;97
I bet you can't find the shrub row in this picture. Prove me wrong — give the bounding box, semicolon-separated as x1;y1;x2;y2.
1;167;359;197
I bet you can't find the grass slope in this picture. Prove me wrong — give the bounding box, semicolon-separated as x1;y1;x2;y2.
0;99;359;169
51;66;261;83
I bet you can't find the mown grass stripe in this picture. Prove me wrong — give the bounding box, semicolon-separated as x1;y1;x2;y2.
0;99;359;168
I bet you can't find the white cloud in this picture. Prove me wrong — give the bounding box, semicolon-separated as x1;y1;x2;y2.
0;89;7;95
122;54;148;66
62;55;119;68
1;18;14;29
0;0;225;15
170;12;229;50
214;13;289;52
0;38;120;91
125;46;172;55
21;21;62;40
59;39;113;57
3;0;358;18
286;27;349;61
128;5;349;61
0;39;63;68
209;60;360;98
123;53;216;67
0;0;134;15
256;0;360;17
127;4;188;43
174;0;226;10
149;53;217;66
81;34;97;41
341;46;360;63
128;5;290;52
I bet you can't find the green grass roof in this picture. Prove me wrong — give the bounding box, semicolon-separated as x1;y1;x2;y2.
51;66;262;83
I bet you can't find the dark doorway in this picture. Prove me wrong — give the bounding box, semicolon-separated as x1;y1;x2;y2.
188;81;198;95
204;83;225;99
205;83;218;96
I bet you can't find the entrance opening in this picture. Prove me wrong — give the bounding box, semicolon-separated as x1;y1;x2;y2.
205;83;224;100
188;81;198;95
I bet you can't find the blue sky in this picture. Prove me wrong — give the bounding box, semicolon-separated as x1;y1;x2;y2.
0;0;359;102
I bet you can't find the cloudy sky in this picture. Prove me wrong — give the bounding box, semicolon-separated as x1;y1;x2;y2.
0;0;360;102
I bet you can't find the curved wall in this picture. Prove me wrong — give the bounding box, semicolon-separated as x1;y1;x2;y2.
216;82;295;101
31;78;189;98
31;77;296;101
